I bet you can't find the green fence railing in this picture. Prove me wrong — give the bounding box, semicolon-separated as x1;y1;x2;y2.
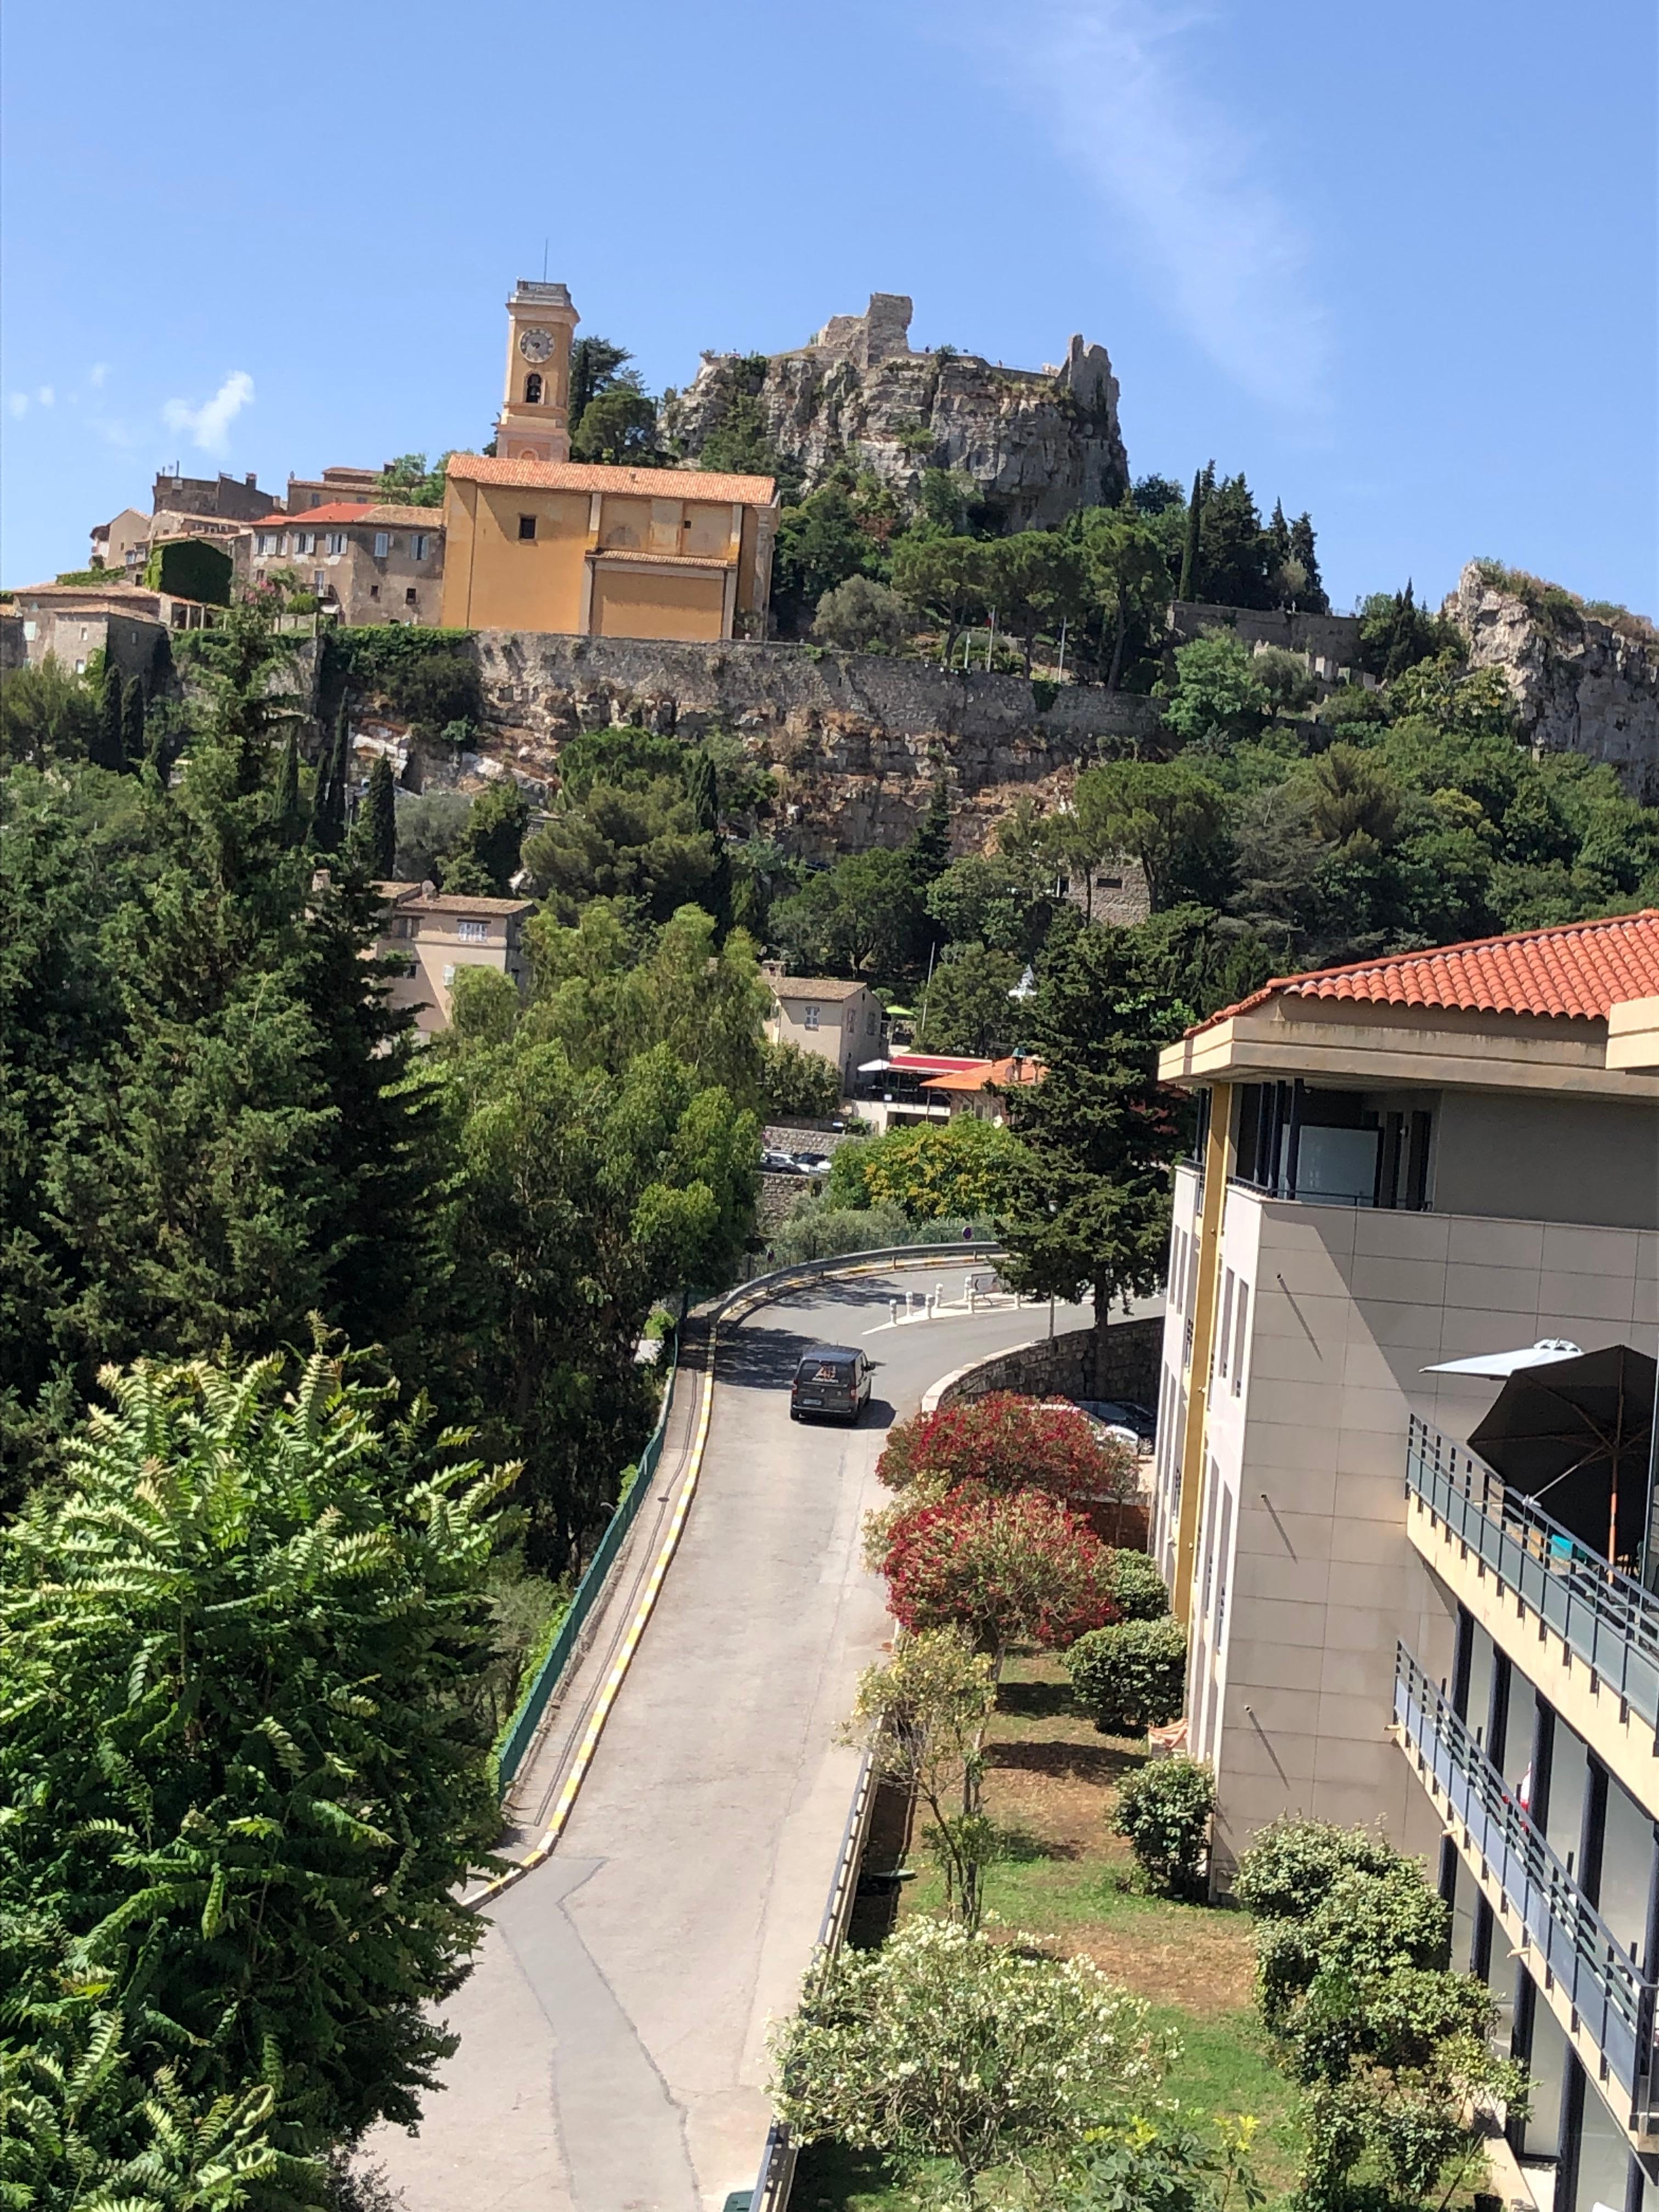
495;1331;680;1796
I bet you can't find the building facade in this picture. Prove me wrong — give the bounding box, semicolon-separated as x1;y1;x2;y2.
150;469;279;523
241;504;444;624
374;882;534;1038
920;1052;1044;1123
286;465;383;511
1149;912;1659;2211
439;279;779;642
762;972;883;1098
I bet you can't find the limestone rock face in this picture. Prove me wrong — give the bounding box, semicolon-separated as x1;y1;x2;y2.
662;294;1128;531
1447;562;1659;803
454;633;1156;862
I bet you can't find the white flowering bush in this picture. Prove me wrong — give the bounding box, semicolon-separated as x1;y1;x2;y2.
769;1916;1166;2206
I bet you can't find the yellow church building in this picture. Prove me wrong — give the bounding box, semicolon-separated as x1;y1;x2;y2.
440;279;780;642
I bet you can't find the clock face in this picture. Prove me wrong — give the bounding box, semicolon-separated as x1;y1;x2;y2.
518;326;554;364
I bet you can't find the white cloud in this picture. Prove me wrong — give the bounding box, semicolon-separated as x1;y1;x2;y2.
162;369;255;456
36;385;54;408
88;362;110;389
7;393;27;418
955;0;1330;416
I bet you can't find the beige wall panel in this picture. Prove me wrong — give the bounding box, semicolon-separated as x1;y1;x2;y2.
591;568;725;642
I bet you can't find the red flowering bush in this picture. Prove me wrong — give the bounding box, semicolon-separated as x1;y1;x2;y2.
881;1487;1120;1663
877;1392;1138;1507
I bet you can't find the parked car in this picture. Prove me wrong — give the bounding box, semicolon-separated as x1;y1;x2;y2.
790;1344;872;1425
1073;1398;1157;1448
761;1148;806;1173
793;1151;831;1173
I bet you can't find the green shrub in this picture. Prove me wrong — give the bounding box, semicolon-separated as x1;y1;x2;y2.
1255;1864;1451;2034
1111;1756;1214;1897
1065;1616;1186;1734
1233;1815;1404;1923
1030;677;1059;714
1107;1549;1170;1621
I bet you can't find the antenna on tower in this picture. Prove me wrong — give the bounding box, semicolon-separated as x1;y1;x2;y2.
541;238;549;281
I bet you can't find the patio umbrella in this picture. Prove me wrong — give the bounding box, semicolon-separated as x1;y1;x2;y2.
1464;1344;1657;1570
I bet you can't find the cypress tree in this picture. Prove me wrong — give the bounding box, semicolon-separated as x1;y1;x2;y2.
91;663;125;771
362;752;397;878
1177;469;1203;603
907;771;952;889
684;749;719;835
120;676;146;769
315;705;349;854
274;729;306;846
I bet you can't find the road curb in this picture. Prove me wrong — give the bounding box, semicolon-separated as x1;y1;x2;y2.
467;1249;981;1911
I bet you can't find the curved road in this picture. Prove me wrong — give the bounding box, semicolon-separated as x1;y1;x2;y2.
366;1268;1092;2212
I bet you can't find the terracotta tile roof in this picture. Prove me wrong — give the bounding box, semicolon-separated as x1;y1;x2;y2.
362;504;445;529
1189;910;1659;1036
446;452;777;506
771;977;873;1001
251;503;371;528
922;1053;1046;1093
375;881;533;917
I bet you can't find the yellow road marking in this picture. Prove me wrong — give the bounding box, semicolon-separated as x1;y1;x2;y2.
468;1252;970;1907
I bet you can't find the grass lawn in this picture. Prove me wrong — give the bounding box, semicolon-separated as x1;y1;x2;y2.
791;1654;1306;2211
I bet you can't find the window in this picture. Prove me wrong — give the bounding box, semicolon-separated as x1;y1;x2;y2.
411;532;429;561
326;532;346;555
442;964;456;987
309;493;322;507
257;530;278;556
866;1011;877;1035
313;570;325;592
803;1006;820;1030
1217;1269;1235;1379
1231;1284;1248;1394
523;372;543;404
373;532;391;558
456;919;489;944
369;584;380;600
75;658;86;673
405;588;417;605
517;515;537;541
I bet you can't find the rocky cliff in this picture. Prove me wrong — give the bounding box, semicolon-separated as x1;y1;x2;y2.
444;634;1156;860
662;294;1128;531
1448;561;1659;803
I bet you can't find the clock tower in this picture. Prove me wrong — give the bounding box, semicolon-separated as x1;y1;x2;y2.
496;279;580;465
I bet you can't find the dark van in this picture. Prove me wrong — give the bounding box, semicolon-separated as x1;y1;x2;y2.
790;1344;872;1425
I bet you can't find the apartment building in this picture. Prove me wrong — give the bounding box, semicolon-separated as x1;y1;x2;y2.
1149;911;1659;2212
241;506;444;624
374;881;533;1038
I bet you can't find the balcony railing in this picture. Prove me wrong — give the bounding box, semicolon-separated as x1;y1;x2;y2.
1393;1644;1658;2126
1406;1414;1659;1743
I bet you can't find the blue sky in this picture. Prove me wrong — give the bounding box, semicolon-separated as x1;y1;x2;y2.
3;0;1654;613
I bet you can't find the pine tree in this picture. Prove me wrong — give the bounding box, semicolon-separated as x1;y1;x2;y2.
120;676;146;769
998;924;1187;1331
1177;469;1203;602
362;752;397;878
91;662;125;771
440;778;529;896
274;727;306;846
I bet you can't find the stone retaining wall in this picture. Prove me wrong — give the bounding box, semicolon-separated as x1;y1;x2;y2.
934;1316;1163;1412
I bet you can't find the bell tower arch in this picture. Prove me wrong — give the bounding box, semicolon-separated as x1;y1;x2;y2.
496;279;579;464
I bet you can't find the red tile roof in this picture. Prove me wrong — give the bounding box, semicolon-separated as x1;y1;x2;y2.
922;1053;1046;1093
447;452;777;506
251;504;371;528
1190;910;1659;1036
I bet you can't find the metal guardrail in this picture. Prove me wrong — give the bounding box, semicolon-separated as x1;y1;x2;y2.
747;1751;880;2212
495;1331;680;1795
1394;1643;1658;2124
1406;1413;1659;1743
499;1243;1003;1797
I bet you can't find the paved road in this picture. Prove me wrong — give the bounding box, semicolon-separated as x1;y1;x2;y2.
365;1270;1092;2212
